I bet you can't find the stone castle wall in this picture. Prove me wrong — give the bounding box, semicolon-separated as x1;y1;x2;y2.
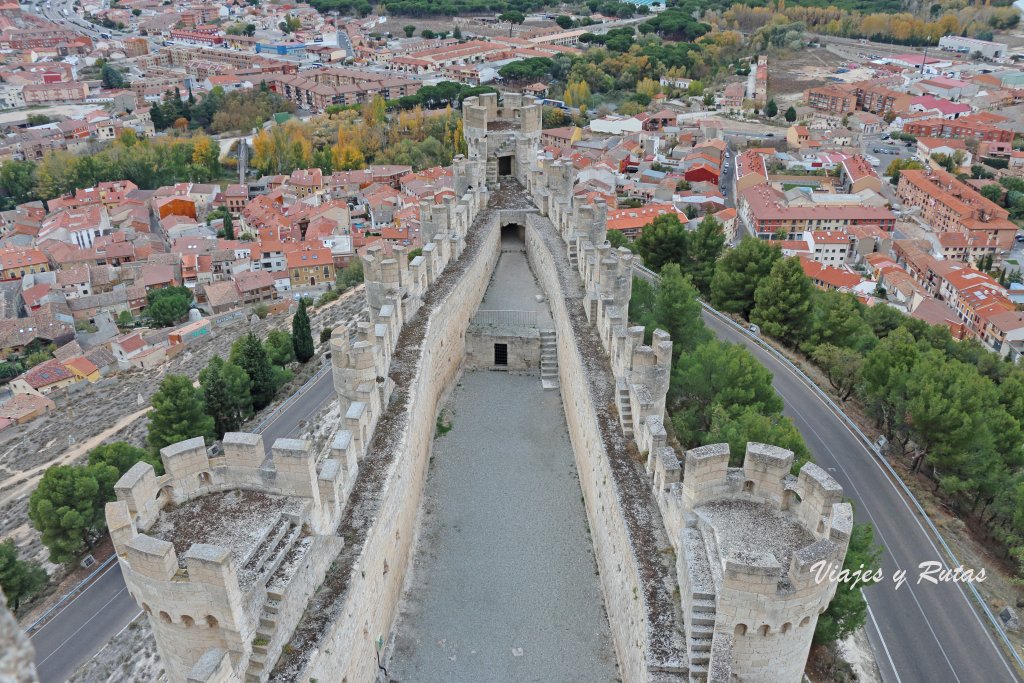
108;152;492;683
106;432;349;683
298;210;505;683
105;92;851;683
524;134;851;682
525;212;687;682
0;588;37;683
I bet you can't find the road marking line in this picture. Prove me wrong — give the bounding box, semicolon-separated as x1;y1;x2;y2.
35;584;130;667
784;400;961;683
865;597;901;683
29;559;120;640
768;347;1018;681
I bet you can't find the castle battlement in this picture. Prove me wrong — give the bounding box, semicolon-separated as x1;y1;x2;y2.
103;93;850;683
463;93;541;186
107;127;494;683
108;430;353;683
531;147;853;683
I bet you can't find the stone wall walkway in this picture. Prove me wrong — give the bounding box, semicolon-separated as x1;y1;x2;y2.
387;372;618;683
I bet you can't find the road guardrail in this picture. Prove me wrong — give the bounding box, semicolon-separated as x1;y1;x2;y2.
24;554;117;635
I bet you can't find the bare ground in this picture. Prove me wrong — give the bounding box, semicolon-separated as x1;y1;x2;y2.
66;615;164;683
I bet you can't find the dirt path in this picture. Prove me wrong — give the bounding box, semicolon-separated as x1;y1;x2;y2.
0;406;153;507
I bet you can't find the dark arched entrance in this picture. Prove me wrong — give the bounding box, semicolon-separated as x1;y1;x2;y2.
501;222;525;245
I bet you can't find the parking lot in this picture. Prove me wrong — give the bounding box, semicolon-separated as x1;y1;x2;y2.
862;133;917;173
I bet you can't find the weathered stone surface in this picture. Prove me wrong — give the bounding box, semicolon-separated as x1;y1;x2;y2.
0;588;38;683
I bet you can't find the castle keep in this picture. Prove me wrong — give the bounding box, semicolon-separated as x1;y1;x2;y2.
106;94;850;683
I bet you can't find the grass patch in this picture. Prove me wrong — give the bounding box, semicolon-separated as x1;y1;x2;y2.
434;409;453;438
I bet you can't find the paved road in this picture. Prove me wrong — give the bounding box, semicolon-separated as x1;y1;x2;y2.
31;562;141;683
29;368;337;683
703;311;1021;683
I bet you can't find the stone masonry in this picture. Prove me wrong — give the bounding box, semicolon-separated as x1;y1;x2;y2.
524;119;853;683
105;93;849;683
106;148;489;683
0;587;38;683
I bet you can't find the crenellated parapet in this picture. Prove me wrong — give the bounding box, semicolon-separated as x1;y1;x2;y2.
651;441;852;683
462;93;541;187
107;432;349;683
533;146;851;683
108;109;498;683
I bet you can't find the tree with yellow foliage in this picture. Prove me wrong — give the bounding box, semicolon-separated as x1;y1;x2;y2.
190;135;221;182
564;80;591;109
636;77;661;100
335;143;366;171
252;121;312;175
363;95;386;128
331;126;366;171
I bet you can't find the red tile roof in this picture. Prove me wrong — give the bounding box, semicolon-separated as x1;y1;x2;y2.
20;358;74;389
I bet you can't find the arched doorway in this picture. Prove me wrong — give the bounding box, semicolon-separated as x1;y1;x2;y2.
500;222;525;246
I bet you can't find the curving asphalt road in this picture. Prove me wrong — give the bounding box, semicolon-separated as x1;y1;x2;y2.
29;368;337;683
704;310;1021;683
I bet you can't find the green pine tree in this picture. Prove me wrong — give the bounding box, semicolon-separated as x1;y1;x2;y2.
223;212;234;240
231;333;277;410
292;299;314;363
146;374;214;454
28;463;120;563
87;441;162;476
0;539;46;610
199;355;253;439
685;215;726;296
265;330;295;367
710;237;782;318
706;405;811;473
654;263;710;358
635;212;689;272
669;340;783;446
750;257;813;347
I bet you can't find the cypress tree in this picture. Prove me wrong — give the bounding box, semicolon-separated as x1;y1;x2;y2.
292;299;314;363
231;333;276;410
199;355;253;438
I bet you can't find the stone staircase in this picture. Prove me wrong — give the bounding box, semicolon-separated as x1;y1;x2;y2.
687;592;717;683
616;379;634;440
682;525;720;683
244;590;284;683
241;516;303;682
539;329;559;390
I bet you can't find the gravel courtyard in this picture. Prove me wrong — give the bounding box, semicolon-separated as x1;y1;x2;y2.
387;371;619;683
